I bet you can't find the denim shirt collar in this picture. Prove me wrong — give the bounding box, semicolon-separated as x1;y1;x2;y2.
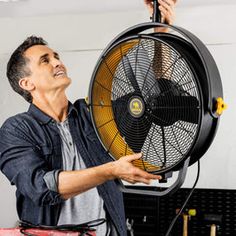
27;102;78;125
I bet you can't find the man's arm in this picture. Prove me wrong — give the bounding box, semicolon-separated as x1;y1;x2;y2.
0;121;64;206
58;153;161;199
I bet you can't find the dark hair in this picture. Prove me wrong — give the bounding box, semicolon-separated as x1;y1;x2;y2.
6;36;48;103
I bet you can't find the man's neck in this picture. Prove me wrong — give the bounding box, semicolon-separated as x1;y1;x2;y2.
32;94;69;123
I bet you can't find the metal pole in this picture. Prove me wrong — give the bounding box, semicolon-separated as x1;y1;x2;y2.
152;0;161;23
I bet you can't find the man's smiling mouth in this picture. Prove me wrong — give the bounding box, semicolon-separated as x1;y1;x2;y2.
54;70;66;78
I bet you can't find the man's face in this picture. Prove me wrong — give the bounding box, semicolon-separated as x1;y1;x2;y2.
22;45;71;98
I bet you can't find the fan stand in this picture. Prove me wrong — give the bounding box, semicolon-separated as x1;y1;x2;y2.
116;156;190;196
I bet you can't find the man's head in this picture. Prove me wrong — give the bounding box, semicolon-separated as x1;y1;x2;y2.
7;36;47;103
7;36;70;103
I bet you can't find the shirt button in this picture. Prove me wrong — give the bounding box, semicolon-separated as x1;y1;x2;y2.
69;142;72;146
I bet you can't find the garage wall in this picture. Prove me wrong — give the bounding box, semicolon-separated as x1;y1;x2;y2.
0;3;235;227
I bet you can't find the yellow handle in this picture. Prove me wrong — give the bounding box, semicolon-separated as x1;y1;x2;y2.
183;214;188;236
210;224;216;236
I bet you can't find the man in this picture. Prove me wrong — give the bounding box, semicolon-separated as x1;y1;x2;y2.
0;0;177;235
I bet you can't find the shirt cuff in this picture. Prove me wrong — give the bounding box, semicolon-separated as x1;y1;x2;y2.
43;169;61;192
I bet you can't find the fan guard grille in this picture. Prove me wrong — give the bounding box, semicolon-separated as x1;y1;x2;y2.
90;36;202;173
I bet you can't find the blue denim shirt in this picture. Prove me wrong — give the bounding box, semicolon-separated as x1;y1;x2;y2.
0;99;126;235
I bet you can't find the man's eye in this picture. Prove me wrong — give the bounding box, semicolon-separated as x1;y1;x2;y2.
42;58;49;63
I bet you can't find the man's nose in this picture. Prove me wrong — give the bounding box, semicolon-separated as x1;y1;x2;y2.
52;58;62;68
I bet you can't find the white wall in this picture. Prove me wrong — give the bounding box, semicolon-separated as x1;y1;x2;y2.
0;4;236;227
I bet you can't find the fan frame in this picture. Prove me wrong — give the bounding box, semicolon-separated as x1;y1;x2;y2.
88;22;223;174
89;34;204;174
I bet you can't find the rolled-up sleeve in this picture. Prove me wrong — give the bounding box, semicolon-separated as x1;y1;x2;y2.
0;124;64;206
43;169;61;192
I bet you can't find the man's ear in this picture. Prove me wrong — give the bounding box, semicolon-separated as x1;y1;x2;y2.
19;77;35;92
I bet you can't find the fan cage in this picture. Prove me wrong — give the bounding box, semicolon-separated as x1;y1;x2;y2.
89;34;203;174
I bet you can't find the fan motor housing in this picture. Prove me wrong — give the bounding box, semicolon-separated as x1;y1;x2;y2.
128;96;145;118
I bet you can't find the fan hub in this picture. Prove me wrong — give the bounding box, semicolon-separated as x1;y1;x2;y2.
128;96;145;118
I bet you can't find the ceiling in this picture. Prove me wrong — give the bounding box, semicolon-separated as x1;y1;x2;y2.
0;0;235;18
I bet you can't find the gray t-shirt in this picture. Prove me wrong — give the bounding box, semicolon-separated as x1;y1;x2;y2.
44;119;108;235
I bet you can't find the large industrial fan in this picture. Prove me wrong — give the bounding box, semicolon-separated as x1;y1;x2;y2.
88;0;226;196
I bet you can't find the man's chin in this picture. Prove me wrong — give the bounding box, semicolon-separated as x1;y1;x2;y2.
63;77;72;88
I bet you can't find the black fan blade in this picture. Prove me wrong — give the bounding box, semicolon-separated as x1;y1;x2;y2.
112;94;152;153
149;95;199;126
146;78;199;126
122;44;161;98
122;56;142;95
